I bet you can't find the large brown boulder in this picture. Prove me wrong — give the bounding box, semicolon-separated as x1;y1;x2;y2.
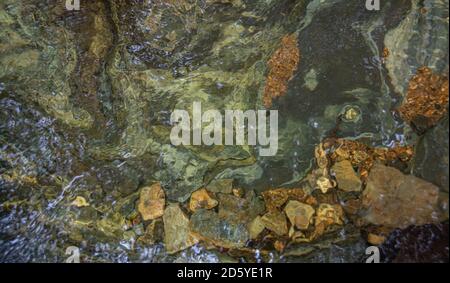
362;164;448;229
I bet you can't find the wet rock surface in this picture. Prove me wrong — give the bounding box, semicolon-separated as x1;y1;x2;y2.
163;204;198;254
261;211;288;236
398;67;449;133
189;188;218;212
331;160;362;192
263;34;300;108
413;115;449;192
217;191;265;224
284;201;315;230
384;0;449;96
206;179;234;194
190;209;249;249
248;216;266;239
138;183;165;221
362;164;448;229
138;219;164;246
0;0;448;263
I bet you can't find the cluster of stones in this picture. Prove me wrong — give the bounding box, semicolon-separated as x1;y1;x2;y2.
132;179;347;255
126;138;448;255
309;138;448;245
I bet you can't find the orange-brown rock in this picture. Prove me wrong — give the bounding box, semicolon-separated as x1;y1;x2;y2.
138;183;165;221
318;139;414;183
284;200;315;230
315;203;344;227
261;188;308;211
261;211;288;236
362;164;449;229
263;34;300;108
274;240;286;253
367;233;386;246
382;47;390;59
331;160;362;192
232;187;245;198
398;67;449;133
189;188;218;212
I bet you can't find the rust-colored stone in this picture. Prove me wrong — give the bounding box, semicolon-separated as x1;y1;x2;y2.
318;139;414;183
261;188;308;211
361;164;448;229
398;67;449;133
189;188;218;212
261;210;288;236
382;47;389;59
367;233;386;246
138;183;165;221
315;203;344;227
274;240;286;253
263;34;300;108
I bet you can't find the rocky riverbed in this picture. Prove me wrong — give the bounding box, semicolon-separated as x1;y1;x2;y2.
0;0;448;262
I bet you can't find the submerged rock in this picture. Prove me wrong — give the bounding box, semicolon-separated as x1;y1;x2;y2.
248;216;266;239
163;204;199;254
206;179;234;194
315;143;329;169
367;233;386;246
340;105;362;123
284;201;315;230
261;211;288;236
398;67;449;133
137;219;164;246
72;196;89;208
362;164;449;229
413;114;449;192
316;176;336;194
331;160;362;192
316;204;344;227
232;187;245;198
217;191;265;224
300;203;345;242
283;226;366;263
189;188;218;212
303;69;318;91
263;34;300;108
384;0;449;96
261;188;308;211
96;212;126;239
154;145;210;202
138;183;166;221
1;0;448;263
322;138;414;183
190;209;249;249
